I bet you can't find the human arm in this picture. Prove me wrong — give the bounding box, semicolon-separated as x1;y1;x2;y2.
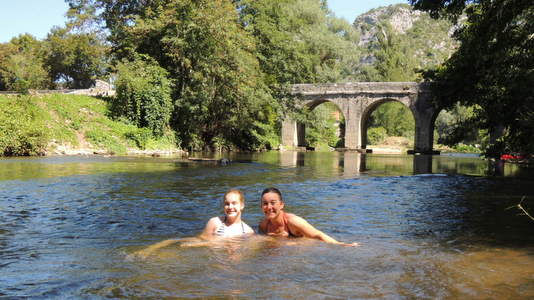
130;239;181;259
198;217;221;240
287;214;358;246
130;217;221;259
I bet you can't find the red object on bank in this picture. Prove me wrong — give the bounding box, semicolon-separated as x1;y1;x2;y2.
500;154;524;160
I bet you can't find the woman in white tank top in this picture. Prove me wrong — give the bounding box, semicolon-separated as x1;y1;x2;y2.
200;189;254;238
130;189;254;259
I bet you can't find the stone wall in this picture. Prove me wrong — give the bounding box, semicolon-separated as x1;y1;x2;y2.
0;80;115;97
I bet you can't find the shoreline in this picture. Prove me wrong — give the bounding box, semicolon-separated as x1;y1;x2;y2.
44;142;187;157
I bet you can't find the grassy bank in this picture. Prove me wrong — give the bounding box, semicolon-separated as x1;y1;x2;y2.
0;94;181;156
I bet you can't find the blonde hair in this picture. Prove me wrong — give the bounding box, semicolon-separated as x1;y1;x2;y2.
224;189;245;204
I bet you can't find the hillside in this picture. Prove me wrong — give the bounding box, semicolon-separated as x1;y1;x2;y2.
0;94;182;156
354;3;457;72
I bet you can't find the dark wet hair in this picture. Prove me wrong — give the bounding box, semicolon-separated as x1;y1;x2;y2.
261;187;283;202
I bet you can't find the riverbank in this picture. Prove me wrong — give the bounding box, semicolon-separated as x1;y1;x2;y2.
0;94;184;157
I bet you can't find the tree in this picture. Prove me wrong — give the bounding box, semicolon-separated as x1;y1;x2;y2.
236;0;361;148
434;103;483;146
62;0;365;150
373;24;418;82
410;0;534;156
236;0;360;86
44;27;109;89
113;55;173;137
66;0;278;150
0;34;50;93
369;102;414;138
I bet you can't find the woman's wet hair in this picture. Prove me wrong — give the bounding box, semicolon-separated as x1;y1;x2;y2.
261;187;283;202
224;189;245;204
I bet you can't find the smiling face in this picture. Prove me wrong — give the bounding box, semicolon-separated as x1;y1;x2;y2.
261;191;285;220
224;191;244;218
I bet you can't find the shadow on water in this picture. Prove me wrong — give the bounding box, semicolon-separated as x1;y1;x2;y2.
0;152;533;298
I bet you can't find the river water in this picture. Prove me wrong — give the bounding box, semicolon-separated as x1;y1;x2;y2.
1;152;533;299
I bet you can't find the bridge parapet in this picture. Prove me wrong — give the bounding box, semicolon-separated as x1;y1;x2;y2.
291;82;431;97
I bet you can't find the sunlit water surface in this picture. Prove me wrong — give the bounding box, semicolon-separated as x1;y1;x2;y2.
1;152;533;298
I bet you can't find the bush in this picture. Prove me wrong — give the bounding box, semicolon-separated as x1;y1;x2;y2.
453;143;481;153
85;129;126;154
0;53;50;93
0;97;48;155
124;128;153;150
367;127;387;145
113;56;173;137
304;103;343;148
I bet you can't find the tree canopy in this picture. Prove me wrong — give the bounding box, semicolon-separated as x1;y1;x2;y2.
61;0;364;150
411;0;534;156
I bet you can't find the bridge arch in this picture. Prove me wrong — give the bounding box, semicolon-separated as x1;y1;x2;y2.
293;99;346;148
360;97;416;149
283;82;438;154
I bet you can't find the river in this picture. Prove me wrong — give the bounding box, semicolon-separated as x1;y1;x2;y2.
1;152;533;298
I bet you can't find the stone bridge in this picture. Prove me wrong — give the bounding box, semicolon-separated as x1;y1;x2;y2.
282;82;438;153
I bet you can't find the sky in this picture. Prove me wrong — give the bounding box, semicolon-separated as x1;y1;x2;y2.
0;0;405;43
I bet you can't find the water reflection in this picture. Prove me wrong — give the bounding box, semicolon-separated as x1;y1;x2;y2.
413;154;433;174
342;152;365;177
275;151;534;178
0;152;533;298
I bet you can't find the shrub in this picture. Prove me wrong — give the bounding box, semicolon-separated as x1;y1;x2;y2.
85;129;126;154
124;128;153;150
0;97;48;155
113;55;172;137
367;127;387;145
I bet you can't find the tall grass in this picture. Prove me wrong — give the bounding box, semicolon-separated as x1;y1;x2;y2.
0;94;180;156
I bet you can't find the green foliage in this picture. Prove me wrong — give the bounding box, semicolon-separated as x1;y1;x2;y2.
0;96;49;156
124;127;152;149
452;143;481;153
85;128;126;154
354;4;457;82
367;127;387;145
0;34;51;93
237;0;361;85
250;104;281;150
368;101;414;138
413;0;534;157
113;56;172;137
0;28;109;92
373;24;418;82
235;0;360;148
45;27;109;88
434;103;486;146
304;102;343;149
104;0;278;150
0;94;180;157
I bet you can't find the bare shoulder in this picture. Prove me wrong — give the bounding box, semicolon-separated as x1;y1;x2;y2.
285;213;308;225
207;216;223;226
202;216;223;236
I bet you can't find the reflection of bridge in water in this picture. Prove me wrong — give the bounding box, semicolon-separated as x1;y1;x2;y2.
278;152;525;177
279;152;434;176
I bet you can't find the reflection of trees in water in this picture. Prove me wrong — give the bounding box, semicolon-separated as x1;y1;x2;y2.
434;157;486;175
365;155;414;175
406;174;534;248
